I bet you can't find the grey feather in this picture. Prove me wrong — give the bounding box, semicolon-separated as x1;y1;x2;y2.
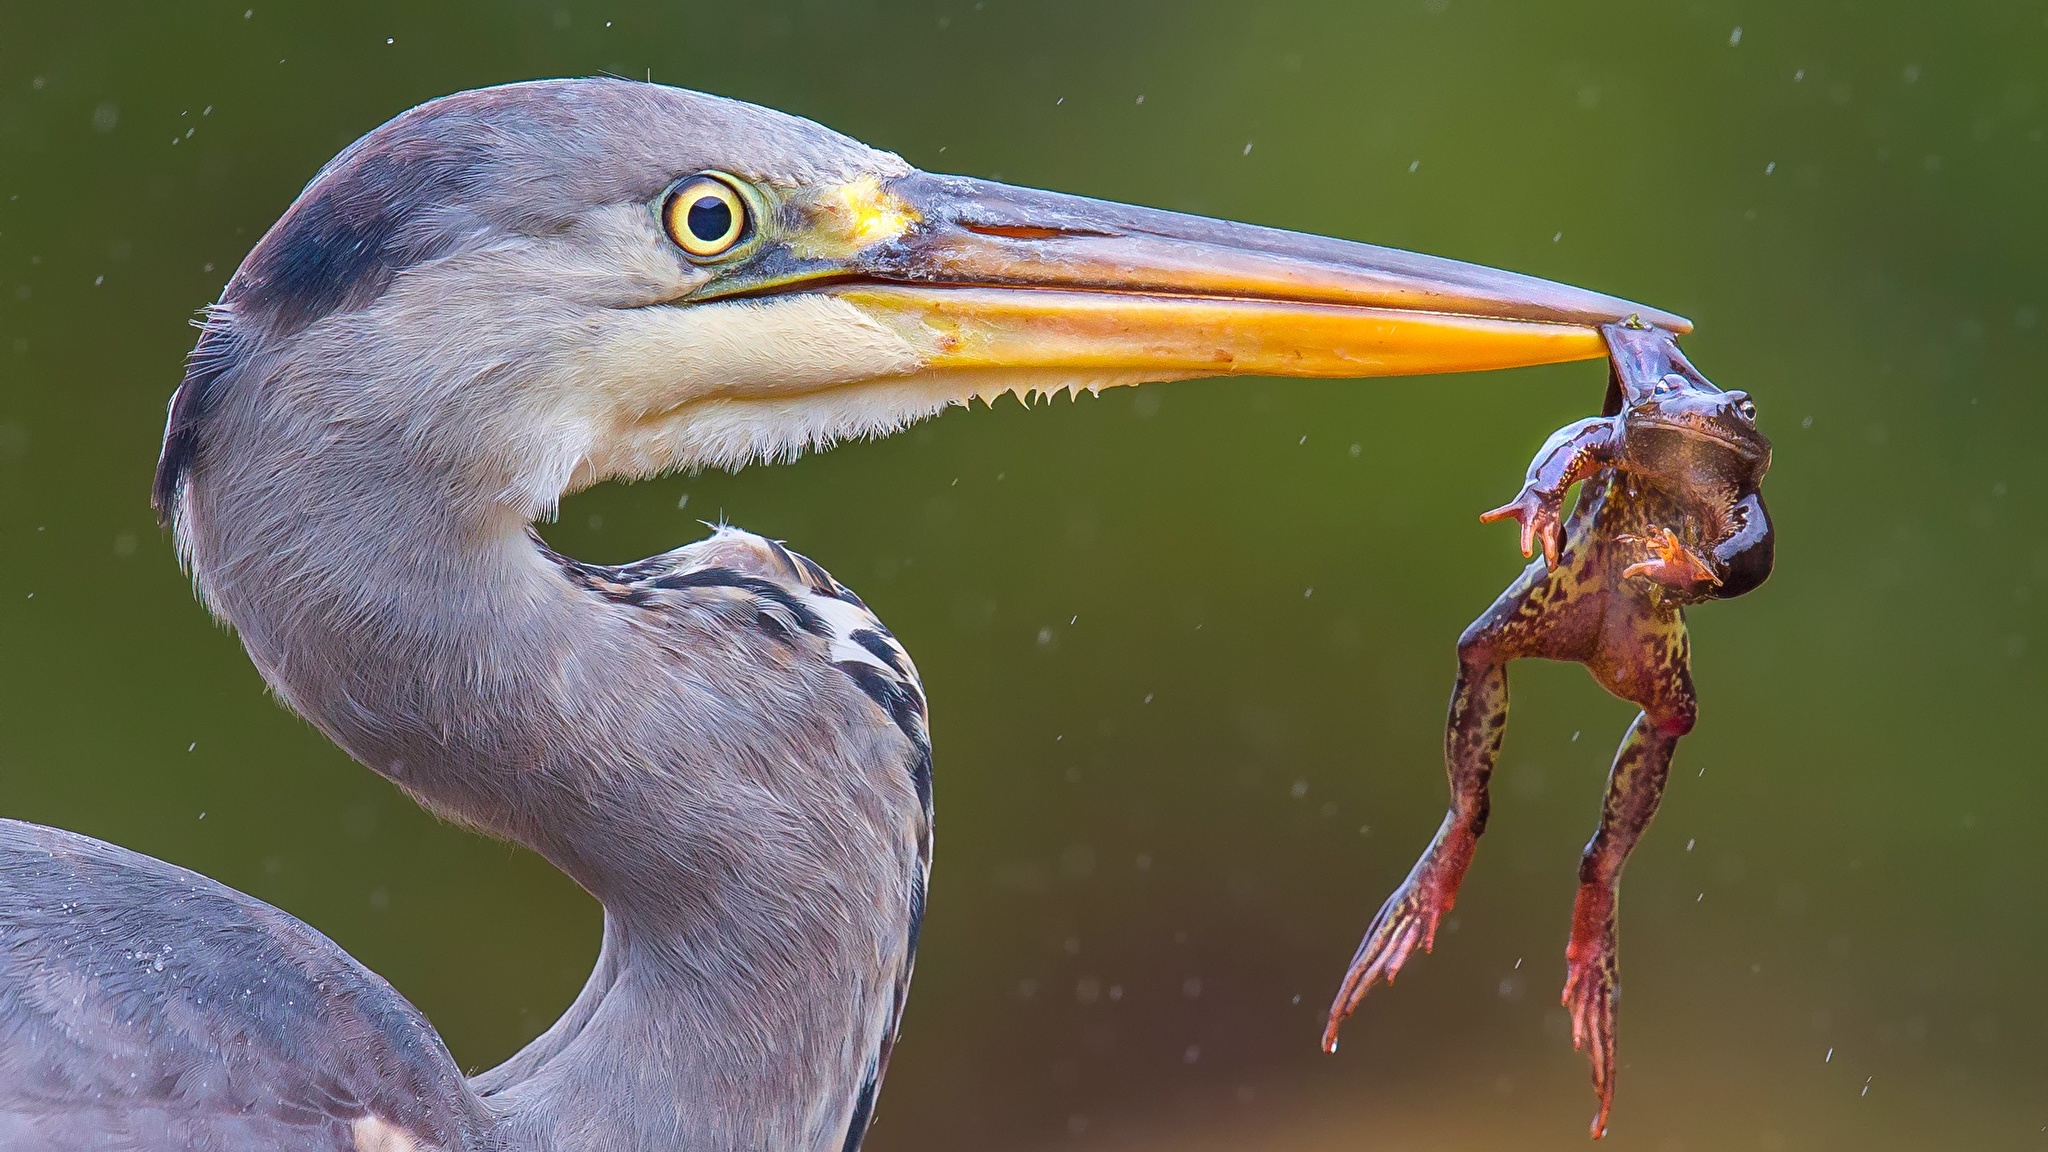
124;78;931;1152
0;819;484;1151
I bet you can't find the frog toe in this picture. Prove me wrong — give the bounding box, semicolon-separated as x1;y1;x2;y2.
1481;495;1562;567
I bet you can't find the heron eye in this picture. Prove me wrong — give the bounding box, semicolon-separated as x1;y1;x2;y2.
663;174;750;259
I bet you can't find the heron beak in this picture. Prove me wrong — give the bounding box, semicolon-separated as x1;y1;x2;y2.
772;171;1688;385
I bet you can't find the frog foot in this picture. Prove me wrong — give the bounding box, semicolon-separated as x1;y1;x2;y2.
1322;823;1477;1053
1481;489;1565;568
1618;526;1719;592
1563;887;1621;1140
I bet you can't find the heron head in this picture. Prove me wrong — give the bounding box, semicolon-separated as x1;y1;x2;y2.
155;78;1685;525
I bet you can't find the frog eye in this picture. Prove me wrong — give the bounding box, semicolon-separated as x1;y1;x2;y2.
1653;374;1683;396
662;173;753;260
1736;397;1758;421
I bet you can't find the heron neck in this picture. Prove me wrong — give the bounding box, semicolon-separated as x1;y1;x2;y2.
181;440;899;1152
474;911;876;1152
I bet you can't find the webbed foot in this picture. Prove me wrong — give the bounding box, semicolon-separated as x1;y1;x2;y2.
1618;526;1719;593
1562;885;1620;1139
1322;820;1477;1052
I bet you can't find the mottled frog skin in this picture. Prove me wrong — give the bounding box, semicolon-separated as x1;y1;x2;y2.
1321;323;1773;1138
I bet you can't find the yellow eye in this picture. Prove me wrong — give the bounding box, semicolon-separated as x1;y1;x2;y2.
663;174;750;259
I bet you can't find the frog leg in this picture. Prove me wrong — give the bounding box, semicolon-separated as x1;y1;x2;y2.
1563;610;1697;1139
1324;549;1607;1052
1480;416;1617;568
1618;525;1720;595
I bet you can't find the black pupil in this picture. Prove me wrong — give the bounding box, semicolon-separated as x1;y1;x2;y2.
686;194;734;243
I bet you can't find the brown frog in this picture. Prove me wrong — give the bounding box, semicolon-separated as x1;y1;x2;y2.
1320;322;1773;1137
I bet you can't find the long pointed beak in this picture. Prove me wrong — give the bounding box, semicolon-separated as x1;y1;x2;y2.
793;172;1687;384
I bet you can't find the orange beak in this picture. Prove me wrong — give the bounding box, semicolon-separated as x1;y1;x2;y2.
787;171;1686;385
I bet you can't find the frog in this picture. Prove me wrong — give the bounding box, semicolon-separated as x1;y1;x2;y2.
1319;321;1773;1138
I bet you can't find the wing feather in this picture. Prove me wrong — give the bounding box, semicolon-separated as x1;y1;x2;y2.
0;819;483;1152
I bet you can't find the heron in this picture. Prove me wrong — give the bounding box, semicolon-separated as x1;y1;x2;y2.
0;79;1688;1151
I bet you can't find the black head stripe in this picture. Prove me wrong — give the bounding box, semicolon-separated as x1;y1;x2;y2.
153;314;247;523
234;127;490;336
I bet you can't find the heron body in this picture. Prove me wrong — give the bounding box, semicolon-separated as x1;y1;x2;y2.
0;79;1680;1150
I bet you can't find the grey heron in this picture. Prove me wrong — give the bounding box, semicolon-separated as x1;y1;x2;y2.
0;79;1687;1151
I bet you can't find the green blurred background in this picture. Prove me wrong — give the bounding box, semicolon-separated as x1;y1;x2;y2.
3;1;2044;1148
